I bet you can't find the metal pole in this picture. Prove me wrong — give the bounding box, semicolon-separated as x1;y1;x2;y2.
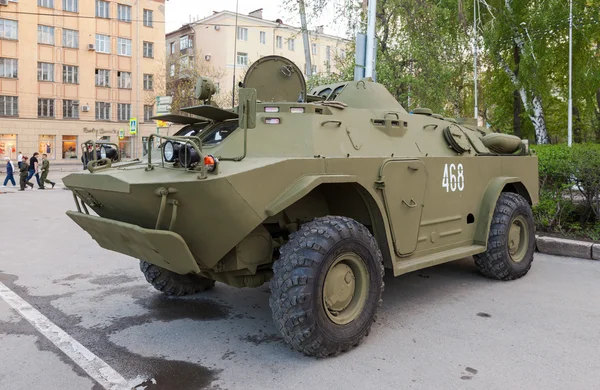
299;0;313;77
473;0;478;122
365;0;376;78
568;0;573;147
232;0;239;108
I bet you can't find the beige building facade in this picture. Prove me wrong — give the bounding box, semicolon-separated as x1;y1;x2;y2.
0;0;165;163
165;9;350;106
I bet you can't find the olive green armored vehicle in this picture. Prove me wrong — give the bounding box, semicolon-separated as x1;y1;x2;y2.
64;56;538;357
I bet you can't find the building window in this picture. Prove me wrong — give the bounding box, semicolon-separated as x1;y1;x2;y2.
117;103;131;121
62;135;78;159
326;45;331;62
180;56;190;68
180;35;191;50
276;36;282;49
95;102;111;120
38;135;55;159
0;58;18;79
117;4;131;22
95;69;110;87
288;39;295;51
312;43;317;55
117;71;132;89
236;52;248;66
96;0;109;18
96;34;110;53
38;98;55;118
143;42;154;58
62;29;78;48
37;62;54;82
143;74;153;90
38;25;55;45
144;105;153;121
237;27;248;41
260;31;266;44
0;19;18;40
0;96;18;117
63;65;79;84
340;49;346;60
38;0;54;8
169;64;175;77
117;38;131;56
170;42;175;54
143;9;153;27
311;65;317;74
63;0;78;12
63;100;79;119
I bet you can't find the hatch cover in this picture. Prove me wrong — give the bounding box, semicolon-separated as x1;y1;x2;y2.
242;55;306;102
443;125;471;154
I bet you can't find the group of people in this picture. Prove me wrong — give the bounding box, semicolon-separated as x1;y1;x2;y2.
3;151;56;191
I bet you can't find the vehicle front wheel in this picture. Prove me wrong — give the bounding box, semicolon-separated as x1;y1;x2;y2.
269;216;385;357
474;192;535;281
140;261;215;296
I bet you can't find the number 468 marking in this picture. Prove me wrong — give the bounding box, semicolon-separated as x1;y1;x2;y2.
442;163;465;192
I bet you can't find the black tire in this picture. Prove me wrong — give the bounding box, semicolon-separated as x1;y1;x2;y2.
474;192;535;281
140;261;215;296
269;216;385;357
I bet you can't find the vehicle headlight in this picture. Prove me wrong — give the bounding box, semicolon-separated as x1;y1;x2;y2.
181;144;201;168
163;141;176;162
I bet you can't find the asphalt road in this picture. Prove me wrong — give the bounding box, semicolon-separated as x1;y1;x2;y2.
1;181;600;390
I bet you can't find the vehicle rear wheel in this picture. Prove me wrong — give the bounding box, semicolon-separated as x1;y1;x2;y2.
269;216;384;357
474;192;535;281
140;261;215;296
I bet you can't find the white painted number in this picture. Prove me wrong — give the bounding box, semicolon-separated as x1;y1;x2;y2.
442;163;465;192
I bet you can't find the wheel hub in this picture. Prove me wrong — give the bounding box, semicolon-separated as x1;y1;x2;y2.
323;263;355;313
508;215;529;263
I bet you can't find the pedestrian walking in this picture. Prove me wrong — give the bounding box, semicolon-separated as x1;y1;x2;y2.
2;157;16;187
39;154;55;189
19;157;34;191
26;152;42;189
17;151;23;169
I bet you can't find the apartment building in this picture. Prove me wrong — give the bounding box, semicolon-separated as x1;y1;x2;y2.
165;9;350;106
0;0;165;162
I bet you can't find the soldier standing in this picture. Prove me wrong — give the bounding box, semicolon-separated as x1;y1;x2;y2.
19;157;34;191
39;154;56;189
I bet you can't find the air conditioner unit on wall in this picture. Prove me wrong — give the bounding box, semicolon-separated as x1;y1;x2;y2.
87;44;95;51
81;105;90;112
214;25;220;31
204;54;211;61
0;0;9;6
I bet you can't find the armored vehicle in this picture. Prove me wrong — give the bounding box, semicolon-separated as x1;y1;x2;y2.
64;56;538;357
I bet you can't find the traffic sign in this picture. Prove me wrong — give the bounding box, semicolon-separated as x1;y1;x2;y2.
156;96;173;115
119;129;124;140
156;120;168;128
129;118;137;135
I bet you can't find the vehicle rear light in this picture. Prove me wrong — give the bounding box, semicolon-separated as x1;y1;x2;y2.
290;107;305;113
204;154;218;172
264;106;280;113
265;118;281;124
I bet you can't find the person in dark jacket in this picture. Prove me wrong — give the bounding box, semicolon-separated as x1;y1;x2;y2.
3;157;16;187
19;157;34;191
26;152;42;188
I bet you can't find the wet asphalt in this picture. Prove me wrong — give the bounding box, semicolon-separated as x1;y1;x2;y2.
1;180;600;389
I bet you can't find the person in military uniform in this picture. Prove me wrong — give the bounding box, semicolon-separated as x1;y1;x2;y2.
39;153;56;189
19;156;34;191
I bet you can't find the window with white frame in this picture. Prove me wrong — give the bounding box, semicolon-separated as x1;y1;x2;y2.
63;0;78;12
169;64;175;77
37;62;54;81
95;69;110;86
38;98;55;118
95;102;111;120
117;4;131;22
326;45;331;62
117;103;131;121
260;31;266;44
143;42;154;58
117;71;131;89
170;42;175;54
276;36;282;49
0;96;18;117
179;35;191;50
236;52;248;66
0;58;17;78
288;38;295;51
38;0;54;8
63;99;79;119
143;74;153;90
340;49;346;60
38;25;55;45
95;34;110;53
63;65;79;84
237;27;248;41
96;0;109;18
62;29;78;48
143;9;153;27
117;38;131;56
312;43;317;55
311;65;317;74
0;19;18;40
144;105;153;121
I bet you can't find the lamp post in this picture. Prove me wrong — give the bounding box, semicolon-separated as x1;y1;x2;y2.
568;0;573;147
473;0;478;122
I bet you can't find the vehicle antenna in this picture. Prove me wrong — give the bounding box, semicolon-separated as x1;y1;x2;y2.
232;0;239;108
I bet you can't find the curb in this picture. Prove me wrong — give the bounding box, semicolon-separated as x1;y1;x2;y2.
535;235;600;261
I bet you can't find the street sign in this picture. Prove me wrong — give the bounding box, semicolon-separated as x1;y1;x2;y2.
129;118;137;135
119;129;124;140
156;96;173;115
156;120;168;128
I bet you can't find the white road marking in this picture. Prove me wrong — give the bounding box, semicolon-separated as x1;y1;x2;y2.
0;282;131;390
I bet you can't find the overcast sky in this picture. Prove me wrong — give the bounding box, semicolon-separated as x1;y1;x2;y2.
164;0;350;37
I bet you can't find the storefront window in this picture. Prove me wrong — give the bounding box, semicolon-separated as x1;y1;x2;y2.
38;135;55;159
0;134;17;160
119;137;132;159
62;135;78;159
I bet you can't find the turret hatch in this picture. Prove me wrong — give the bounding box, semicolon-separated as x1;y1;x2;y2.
242;55;306;103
